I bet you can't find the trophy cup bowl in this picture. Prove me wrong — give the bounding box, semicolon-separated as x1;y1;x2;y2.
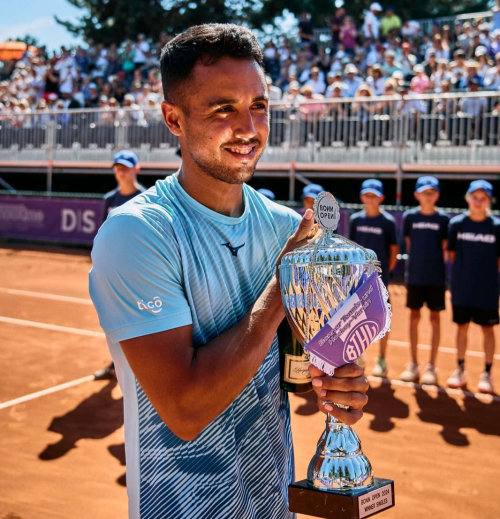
279;192;395;519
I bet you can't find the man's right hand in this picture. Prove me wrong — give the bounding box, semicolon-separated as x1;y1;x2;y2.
275;209;319;271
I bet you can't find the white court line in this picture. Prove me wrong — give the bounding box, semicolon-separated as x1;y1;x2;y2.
389;339;500;361
0;316;105;338
0;287;92;305
0;375;95;410
367;375;500;404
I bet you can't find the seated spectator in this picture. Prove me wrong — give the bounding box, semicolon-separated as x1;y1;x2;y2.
401;19;421;41
464;60;484;88
366;63;385;95
484;52;500;89
431;60;452;92
487;29;500;60
422;50;438;78
299;85;326;120
281;81;304;108
457;22;474;55
303;67;326;94
426;34;450;61
352;83;379;120
344;64;363;97
449;49;467;76
400;42;417;79
266;75;282;101
475;47;492;77
459;79;487;116
410;64;430;93
381;50;403;77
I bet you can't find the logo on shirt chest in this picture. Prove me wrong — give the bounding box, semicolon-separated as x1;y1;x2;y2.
357;225;383;235
457;232;496;244
413;222;440;231
221;242;245;257
137;296;163;314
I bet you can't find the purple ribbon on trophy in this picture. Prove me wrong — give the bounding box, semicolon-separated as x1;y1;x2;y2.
304;272;389;376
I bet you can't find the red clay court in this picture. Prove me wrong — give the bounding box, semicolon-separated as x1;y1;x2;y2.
0;245;498;519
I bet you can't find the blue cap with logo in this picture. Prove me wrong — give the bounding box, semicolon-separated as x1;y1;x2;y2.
467;179;493;198
302;184;324;200
415;176;440;193
257;188;276;201
113;150;138;168
360;179;384;197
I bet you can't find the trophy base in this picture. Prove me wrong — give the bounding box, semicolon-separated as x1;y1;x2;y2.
288;477;394;519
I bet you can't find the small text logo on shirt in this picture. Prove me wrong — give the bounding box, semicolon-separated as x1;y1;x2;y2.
413;222;440;231
357;226;383;235
457;232;496;243
137;296;163;314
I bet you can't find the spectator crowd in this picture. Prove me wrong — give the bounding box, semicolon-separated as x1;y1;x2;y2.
2;3;500;124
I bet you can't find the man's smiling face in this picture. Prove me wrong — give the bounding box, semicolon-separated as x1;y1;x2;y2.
169;56;269;185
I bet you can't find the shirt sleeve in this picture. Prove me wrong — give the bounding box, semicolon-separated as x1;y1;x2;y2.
348;215;357;241
403;212;411;238
447;219;457;251
441;214;450;241
89;213;193;343
388;218;398;245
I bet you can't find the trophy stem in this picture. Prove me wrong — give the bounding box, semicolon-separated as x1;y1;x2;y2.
307;412;374;491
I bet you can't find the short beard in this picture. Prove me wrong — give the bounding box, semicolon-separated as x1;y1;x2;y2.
187;144;263;185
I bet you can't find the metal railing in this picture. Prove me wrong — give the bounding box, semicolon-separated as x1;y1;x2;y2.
313;10;492;46
1;91;500;197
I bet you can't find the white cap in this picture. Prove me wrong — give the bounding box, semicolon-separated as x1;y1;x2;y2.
413;64;424;73
346;64;358;74
370;2;383;11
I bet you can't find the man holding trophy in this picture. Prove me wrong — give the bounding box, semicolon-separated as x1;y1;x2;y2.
90;24;373;519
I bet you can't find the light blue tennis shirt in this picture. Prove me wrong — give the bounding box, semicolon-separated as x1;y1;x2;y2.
89;174;301;519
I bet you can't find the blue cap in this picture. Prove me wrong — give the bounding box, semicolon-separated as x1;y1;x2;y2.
302;184;324;200
257;188;276;201
113;150;138;168
415;176;440;193
467;180;493;198
360;179;384;197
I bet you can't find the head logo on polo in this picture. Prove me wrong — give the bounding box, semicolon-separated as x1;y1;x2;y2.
343;320;379;363
137;296;163;314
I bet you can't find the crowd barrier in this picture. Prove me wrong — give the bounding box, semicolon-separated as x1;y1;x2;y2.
1;91;500;199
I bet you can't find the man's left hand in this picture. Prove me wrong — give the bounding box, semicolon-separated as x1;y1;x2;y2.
310;363;369;425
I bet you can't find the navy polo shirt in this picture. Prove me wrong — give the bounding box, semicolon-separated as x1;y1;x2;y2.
104;186;146;217
403;208;450;286
448;213;500;310
348;210;398;287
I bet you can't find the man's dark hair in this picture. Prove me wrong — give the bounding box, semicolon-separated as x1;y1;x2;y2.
160;24;264;106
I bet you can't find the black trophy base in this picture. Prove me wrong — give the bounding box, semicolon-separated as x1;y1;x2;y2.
288;477;395;519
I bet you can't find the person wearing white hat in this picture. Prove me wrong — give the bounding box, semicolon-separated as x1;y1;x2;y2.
363;2;382;41
344;63;363;96
484;52;500;90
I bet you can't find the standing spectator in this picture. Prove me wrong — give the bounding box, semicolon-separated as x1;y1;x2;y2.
340;17;358;55
298;11;316;52
457;22;474;55
363;2;383;42
331;7;345;53
263;41;280;80
133;34;150;72
400;176;449;385
446;180;499;394
120;41;136;86
349;179;399;378
380;6;402;40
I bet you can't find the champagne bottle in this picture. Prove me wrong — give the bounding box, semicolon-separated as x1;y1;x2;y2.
278;319;312;393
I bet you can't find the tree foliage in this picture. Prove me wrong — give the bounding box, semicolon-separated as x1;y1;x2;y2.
56;0;493;46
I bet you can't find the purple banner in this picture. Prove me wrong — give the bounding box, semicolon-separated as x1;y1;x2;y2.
0;196;105;244
305;272;388;375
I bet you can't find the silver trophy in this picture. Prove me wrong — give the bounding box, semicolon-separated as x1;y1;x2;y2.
279;192;395;519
